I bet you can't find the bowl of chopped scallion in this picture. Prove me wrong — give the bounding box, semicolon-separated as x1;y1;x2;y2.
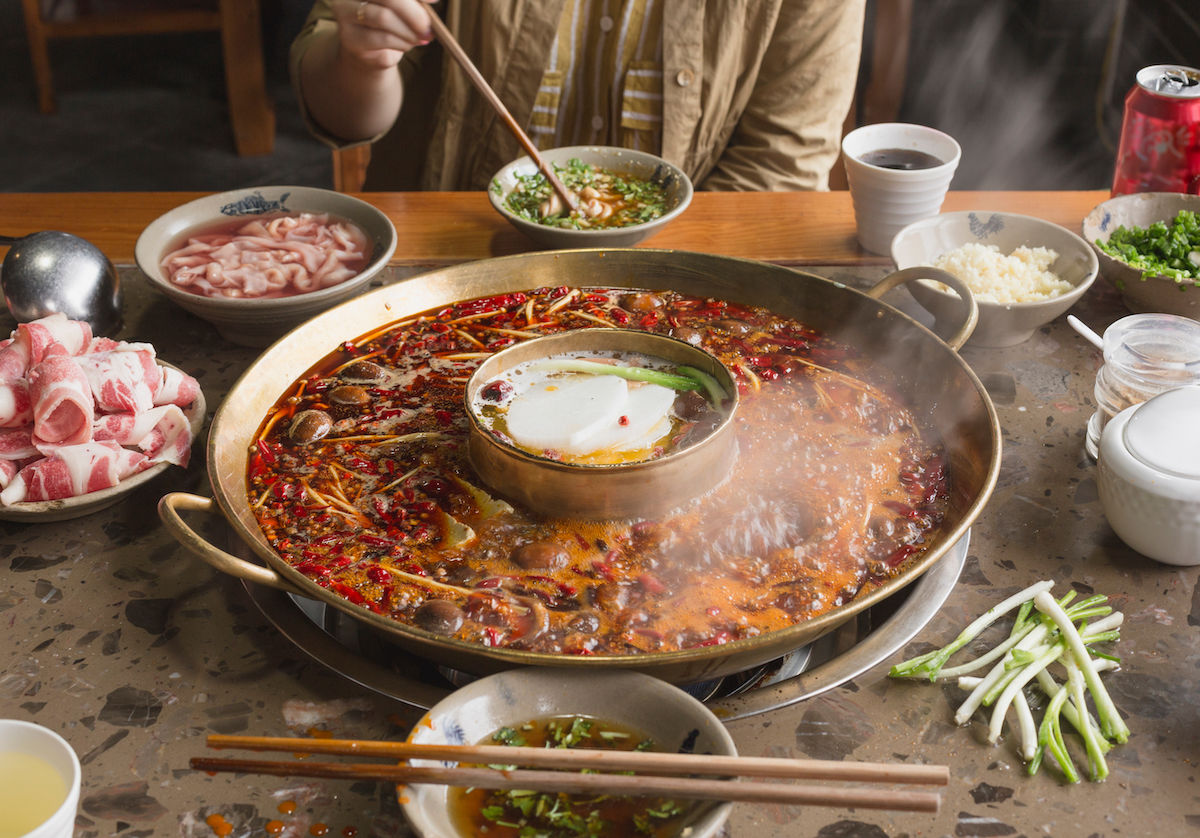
1083;192;1200;318
489;146;693;249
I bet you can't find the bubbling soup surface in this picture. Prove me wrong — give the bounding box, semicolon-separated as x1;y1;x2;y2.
247;285;950;656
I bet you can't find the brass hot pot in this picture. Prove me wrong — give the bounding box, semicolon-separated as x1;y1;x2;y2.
160;249;999;685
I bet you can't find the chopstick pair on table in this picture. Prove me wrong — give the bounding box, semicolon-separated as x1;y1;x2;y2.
192;734;948;813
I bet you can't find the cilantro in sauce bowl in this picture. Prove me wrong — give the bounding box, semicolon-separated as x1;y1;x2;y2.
452;715;691;838
502;158;670;230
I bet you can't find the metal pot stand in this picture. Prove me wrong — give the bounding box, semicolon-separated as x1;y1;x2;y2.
243;533;967;722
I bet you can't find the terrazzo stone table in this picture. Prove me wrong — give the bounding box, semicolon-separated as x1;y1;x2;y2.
2;264;1193;838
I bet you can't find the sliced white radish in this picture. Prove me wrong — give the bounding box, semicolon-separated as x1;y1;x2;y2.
505;374;627;453
572;382;676;453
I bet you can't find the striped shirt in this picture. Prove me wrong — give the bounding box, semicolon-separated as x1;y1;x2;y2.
528;0;664;152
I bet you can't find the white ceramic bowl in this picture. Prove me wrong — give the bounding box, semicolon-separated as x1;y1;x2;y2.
1098;386;1200;565
401;668;735;838
0;720;81;838
892;210;1099;347
1082;191;1200;319
489;146;693;249
135;186;397;347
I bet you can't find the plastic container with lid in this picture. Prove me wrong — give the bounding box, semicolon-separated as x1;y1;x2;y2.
1097;386;1200;565
1085;313;1200;460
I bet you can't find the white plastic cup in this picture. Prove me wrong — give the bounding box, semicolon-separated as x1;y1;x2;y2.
841;123;962;255
0;720;81;838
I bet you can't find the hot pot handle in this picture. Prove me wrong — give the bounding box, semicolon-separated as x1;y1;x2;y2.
865;267;979;351
158;492;305;594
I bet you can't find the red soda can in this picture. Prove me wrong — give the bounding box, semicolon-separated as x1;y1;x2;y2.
1111;64;1200;196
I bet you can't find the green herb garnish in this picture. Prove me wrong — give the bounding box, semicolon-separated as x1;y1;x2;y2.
503;158;669;230
1096;209;1200;282
468;716;690;837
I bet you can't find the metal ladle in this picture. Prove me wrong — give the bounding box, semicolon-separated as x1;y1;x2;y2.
0;231;123;335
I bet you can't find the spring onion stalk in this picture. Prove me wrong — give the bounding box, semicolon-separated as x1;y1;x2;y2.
1065;658;1110;781
1032;591;1130;744
889;579;1055;681
958;675;1037;760
675;364;729;405
525;358;701;391
1033;643;1119;758
936;619;1039;679
1012;690;1039;761
953;621;1054;724
1032;678;1080;783
987;643;1064;743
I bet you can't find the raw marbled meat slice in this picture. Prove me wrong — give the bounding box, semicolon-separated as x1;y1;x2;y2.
74;347;159;414
0;313;93;383
0;459;19;489
0;440;148;504
0;380;32;428
0;427;37;460
29;355;94;445
154;365;201;407
94;404;192;467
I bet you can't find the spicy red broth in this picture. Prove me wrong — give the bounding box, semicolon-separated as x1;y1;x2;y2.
246;286;950;656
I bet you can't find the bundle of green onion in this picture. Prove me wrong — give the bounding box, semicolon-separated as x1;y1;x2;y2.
889;580;1128;783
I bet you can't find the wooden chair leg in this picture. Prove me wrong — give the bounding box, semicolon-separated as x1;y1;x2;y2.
20;0;56;113
862;0;912;126
218;0;275;156
333;145;372;192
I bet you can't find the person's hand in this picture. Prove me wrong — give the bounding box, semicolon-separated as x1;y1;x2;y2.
333;0;437;70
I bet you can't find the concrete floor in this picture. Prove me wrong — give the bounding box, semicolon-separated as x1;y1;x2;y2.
1;1;1194;195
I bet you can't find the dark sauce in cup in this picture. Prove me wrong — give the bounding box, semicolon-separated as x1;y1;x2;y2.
858;148;944;170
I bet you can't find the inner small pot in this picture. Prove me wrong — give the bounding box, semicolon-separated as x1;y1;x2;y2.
465;329;739;519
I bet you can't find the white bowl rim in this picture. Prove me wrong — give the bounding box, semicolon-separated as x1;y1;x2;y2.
134;186;397;309
893;210;1100;309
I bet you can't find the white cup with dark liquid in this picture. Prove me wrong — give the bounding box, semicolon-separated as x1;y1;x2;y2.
841;123;961;255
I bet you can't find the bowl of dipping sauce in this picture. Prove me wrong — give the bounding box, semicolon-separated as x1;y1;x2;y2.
465;328;737;519
489;146;693;249
0;720;81;838
892;211;1099;347
1098;386;1200;565
400;667;735;838
136;186;397;347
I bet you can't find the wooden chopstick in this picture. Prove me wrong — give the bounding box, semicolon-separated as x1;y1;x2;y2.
204;734;948;786
424;7;577;212
190;757;941;813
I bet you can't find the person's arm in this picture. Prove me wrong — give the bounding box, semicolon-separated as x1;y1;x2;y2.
293;0;436;143
701;0;866;191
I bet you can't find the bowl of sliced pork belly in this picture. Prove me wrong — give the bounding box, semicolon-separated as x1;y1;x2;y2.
0;313;205;521
136;186;397;347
